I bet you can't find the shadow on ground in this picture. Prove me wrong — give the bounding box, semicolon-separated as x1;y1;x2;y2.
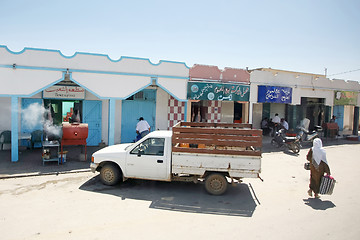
303;198;336;210
0;146;101;177
80;176;258;217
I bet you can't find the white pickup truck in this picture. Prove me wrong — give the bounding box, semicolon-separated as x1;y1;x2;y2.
90;122;262;195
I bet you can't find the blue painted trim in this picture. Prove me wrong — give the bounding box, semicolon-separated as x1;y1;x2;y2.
11;97;19;162
108;98;116;146
121;83;152;100
68;74;105;99
0;66;189;101
0;45;190;69
0;64;188;80
184;102;188;122
72;68;188;80
153;77;188;102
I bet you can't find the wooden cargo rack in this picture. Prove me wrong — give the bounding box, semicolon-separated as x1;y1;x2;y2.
172;122;262;156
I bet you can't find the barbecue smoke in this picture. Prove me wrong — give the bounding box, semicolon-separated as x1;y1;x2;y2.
22;102;62;138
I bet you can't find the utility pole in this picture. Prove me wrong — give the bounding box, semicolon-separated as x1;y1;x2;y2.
324;67;327;77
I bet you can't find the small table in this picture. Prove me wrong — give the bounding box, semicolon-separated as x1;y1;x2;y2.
42;140;60;166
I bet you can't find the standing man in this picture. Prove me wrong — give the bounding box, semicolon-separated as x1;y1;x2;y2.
271;113;281;136
272;113;281;125
136;117;151;139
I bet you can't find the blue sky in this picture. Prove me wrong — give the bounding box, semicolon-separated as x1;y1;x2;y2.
1;0;360;81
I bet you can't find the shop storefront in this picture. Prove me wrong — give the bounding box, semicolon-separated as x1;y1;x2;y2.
333;90;359;133
187;65;250;124
250;69;333;131
0;45;189;162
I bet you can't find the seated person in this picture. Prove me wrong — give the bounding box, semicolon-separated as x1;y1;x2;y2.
261;117;271;136
280;118;289;131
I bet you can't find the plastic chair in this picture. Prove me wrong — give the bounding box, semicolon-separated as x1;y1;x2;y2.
0;130;11;150
31;130;43;149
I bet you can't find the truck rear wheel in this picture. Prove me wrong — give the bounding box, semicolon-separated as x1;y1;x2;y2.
205;173;228;195
100;164;121;186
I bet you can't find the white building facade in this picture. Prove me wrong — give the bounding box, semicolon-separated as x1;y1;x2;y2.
0;45;189;162
249;68;360;134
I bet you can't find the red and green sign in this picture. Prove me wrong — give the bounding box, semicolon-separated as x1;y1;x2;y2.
334;91;358;105
187;82;250;101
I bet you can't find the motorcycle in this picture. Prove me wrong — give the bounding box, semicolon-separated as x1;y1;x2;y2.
297;125;322;145
271;128;301;154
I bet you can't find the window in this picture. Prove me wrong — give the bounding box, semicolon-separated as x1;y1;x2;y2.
130;138;165;156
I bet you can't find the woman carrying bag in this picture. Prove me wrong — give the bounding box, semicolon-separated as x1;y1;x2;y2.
306;138;331;198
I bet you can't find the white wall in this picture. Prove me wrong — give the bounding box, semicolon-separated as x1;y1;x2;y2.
221;101;234;123
0;97;11;132
343;105;354;131
156;88;170;130
250;70;360;106
292;87;334;105
0;46;189;100
101;100;109;145
252;103;263;129
270;103;286;120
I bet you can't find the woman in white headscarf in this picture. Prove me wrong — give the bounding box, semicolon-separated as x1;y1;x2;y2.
306;138;331;198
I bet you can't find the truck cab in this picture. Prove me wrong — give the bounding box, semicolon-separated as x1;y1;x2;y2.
91;131;173;185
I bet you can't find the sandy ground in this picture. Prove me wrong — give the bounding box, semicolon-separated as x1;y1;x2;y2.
0;142;359;240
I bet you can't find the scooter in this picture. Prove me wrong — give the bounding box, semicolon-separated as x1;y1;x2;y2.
297;125;322;145
271;128;301;154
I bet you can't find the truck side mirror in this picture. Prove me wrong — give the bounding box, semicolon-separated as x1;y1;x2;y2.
138;150;144;157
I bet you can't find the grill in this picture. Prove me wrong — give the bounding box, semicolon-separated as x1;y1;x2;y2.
60;123;89;162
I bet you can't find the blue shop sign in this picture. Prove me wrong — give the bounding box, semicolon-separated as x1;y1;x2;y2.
258;85;292;103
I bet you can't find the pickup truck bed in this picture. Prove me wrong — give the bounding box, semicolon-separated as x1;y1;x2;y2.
171;122;262;178
91;122;262;195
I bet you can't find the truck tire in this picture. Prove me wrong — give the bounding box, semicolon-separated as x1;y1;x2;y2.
205;173;228;195
100;164;121;186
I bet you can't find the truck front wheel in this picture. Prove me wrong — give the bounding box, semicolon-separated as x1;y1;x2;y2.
100;164;121;186
204;173;228;195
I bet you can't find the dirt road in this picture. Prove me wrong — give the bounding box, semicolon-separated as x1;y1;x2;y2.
0;142;359;240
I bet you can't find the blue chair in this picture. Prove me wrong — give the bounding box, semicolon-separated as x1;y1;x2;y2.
31;130;43;149
0;130;11;150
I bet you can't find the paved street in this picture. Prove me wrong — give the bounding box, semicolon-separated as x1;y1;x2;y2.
0;142;359;240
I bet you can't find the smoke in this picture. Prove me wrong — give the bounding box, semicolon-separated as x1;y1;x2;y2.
44;121;62;138
21;102;62;138
21;102;46;129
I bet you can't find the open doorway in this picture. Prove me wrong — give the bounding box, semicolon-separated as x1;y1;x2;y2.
234;102;243;123
43;100;83;124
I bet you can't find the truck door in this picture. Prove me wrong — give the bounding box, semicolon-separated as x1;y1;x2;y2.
126;137;169;180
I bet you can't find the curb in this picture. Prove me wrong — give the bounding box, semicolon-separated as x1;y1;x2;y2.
0;169;92;180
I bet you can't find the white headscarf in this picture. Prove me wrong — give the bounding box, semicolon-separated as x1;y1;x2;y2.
312;138;328;167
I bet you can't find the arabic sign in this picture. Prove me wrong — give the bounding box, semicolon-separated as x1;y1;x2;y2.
334;91;358;105
43;85;85;99
258;85;292;103
187;82;250;101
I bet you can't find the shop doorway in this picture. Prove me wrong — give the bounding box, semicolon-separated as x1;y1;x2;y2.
301;97;325;131
121;90;156;143
190;101;206;122
83;100;102;146
234;102;243;123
